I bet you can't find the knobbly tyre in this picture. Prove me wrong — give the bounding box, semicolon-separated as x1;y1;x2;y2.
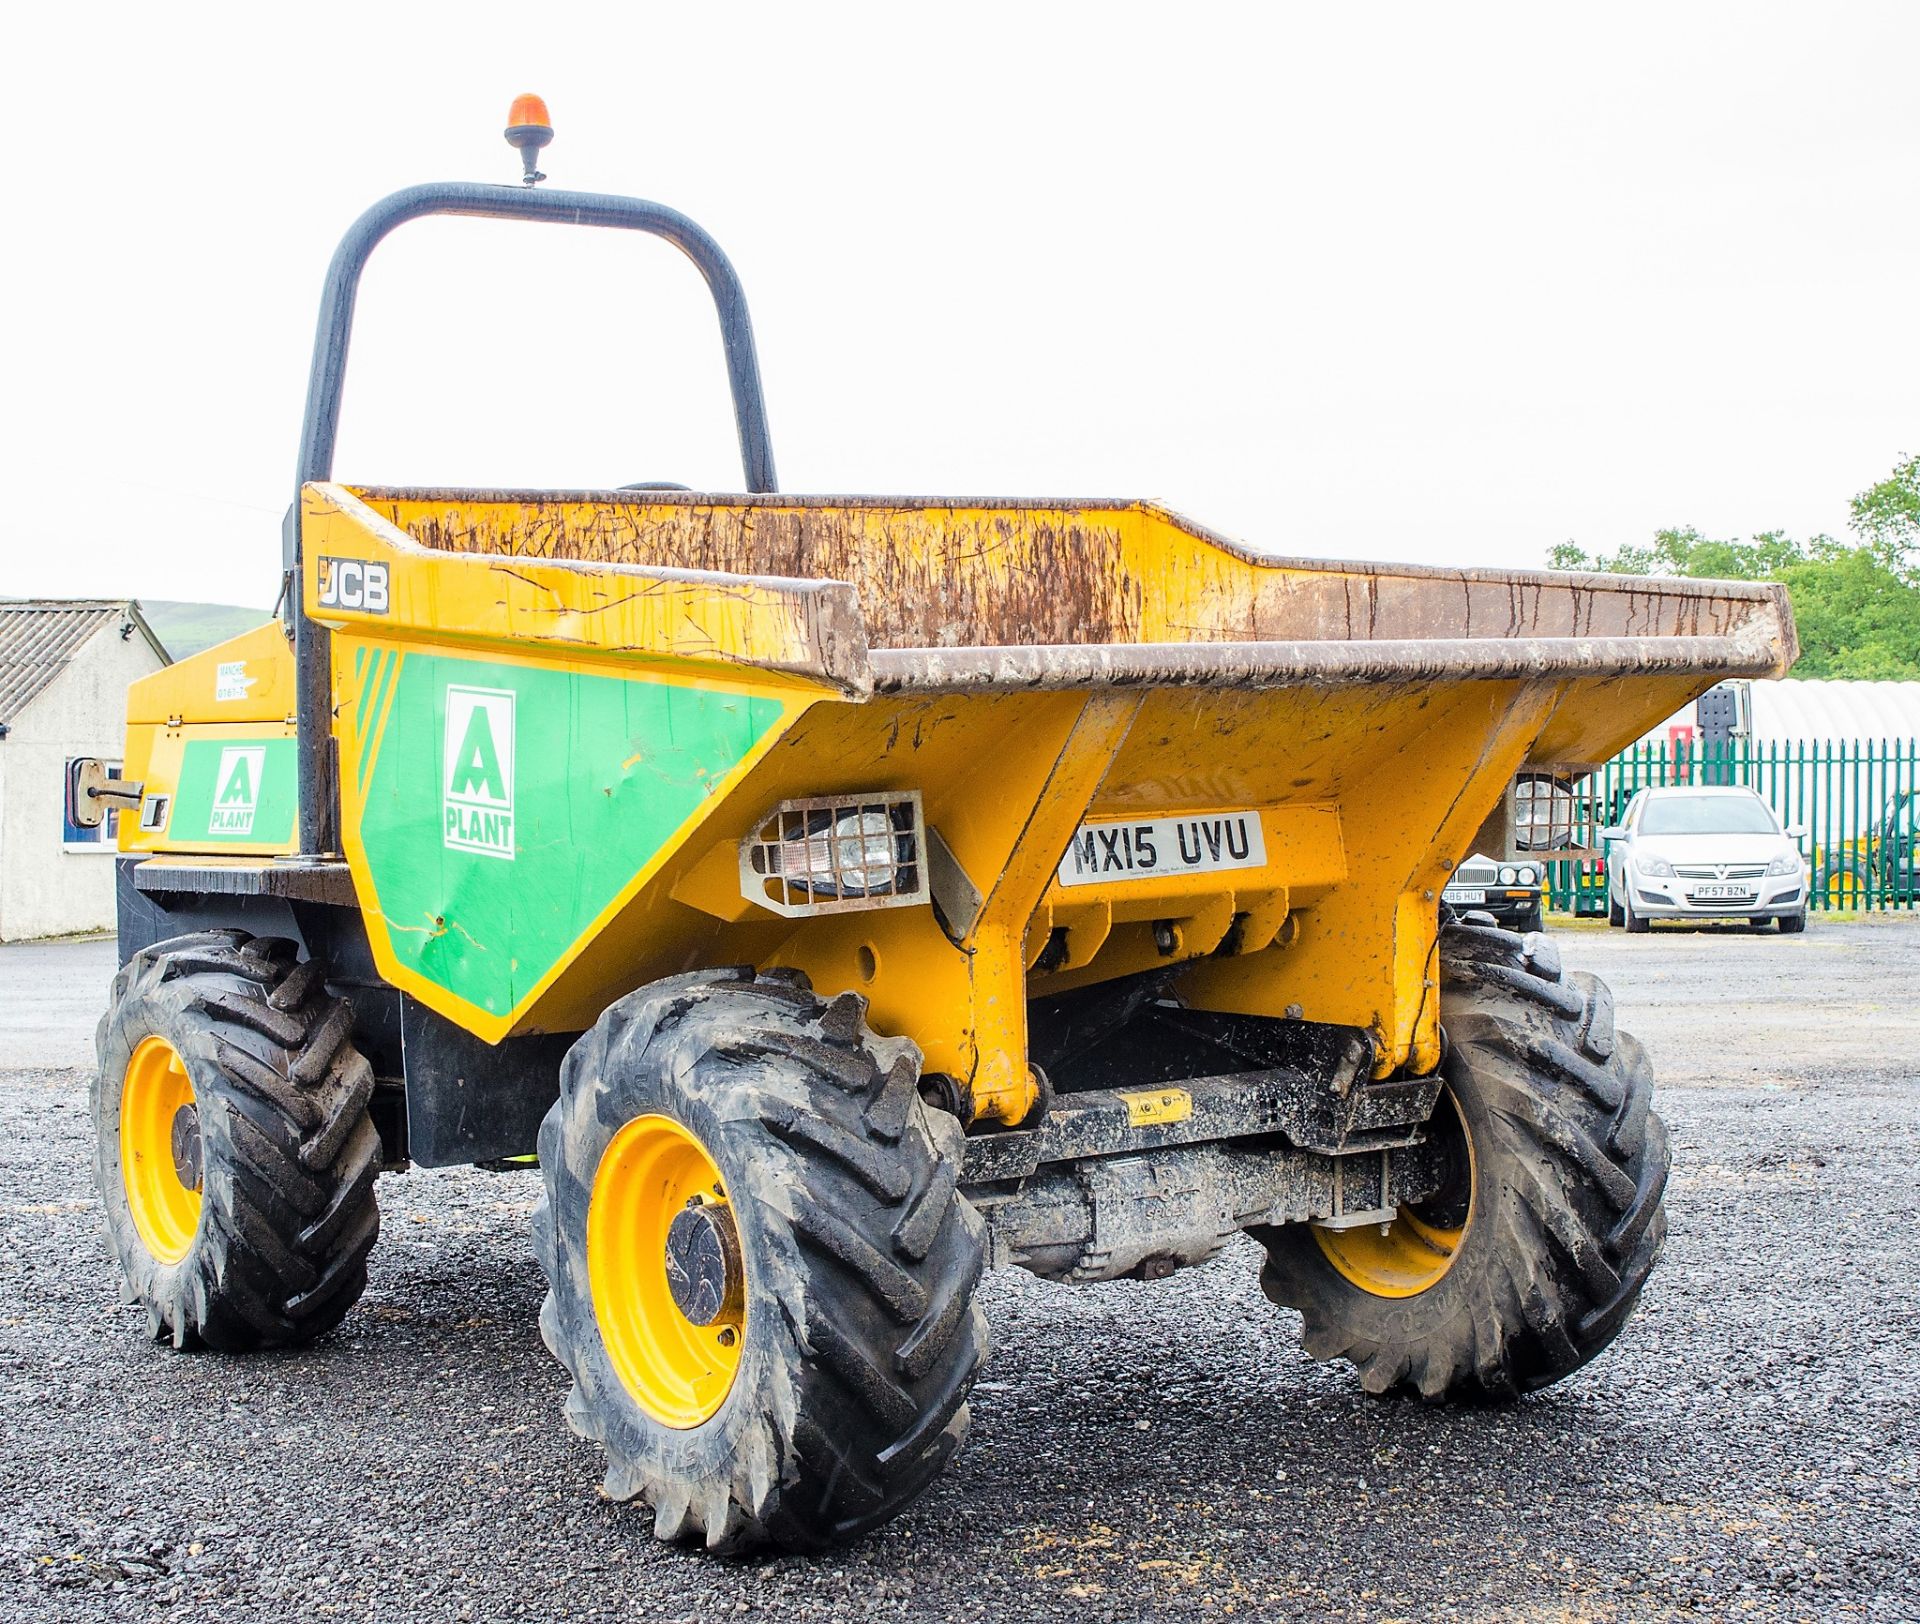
76;100;1797;1554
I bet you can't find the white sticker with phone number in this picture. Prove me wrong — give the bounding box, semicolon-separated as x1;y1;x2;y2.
1057;812;1268;887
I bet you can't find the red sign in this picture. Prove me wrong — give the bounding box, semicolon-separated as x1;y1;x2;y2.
1669;724;1695;783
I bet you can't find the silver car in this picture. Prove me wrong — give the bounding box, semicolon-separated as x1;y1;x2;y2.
1603;786;1809;933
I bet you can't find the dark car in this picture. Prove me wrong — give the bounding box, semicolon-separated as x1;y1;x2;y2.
1442;850;1546;932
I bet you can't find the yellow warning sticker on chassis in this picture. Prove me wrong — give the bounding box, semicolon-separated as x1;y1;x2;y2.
1056;811;1267;887
1118;1087;1193;1127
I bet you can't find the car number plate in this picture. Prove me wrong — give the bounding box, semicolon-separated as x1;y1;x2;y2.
1442;888;1487;904
1056;811;1267;887
1692;884;1755;900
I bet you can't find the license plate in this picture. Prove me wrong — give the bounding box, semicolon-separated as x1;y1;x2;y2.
1057;811;1267;888
1442;888;1487;905
1691;884;1755;900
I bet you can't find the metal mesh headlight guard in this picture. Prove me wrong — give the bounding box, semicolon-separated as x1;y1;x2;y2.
740;792;927;917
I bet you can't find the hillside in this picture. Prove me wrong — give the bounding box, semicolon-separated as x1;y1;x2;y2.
139;600;274;661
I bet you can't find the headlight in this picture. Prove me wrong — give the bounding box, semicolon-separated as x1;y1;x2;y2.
1499;865;1517;884
1512;774;1578;852
1766;853;1800;876
799;810;897;893
1637;855;1675;878
1517;865;1538;885
741;792;927;917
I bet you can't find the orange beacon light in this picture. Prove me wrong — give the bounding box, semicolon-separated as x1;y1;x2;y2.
504;94;553;186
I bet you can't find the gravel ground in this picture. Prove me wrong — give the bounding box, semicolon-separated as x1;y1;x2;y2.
3;920;1918;1622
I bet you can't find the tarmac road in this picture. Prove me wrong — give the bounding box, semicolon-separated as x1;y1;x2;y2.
2;919;1917;1622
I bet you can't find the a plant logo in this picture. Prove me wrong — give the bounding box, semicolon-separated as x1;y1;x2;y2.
442;686;515;859
210;746;266;837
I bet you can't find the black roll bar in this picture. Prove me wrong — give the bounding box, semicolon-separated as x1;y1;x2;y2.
287;182;779;857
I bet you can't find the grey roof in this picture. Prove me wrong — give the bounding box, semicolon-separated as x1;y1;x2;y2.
0;600;168;726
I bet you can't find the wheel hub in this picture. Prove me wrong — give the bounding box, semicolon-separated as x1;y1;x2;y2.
169;1103;204;1192
1315;1084;1475;1299
664;1198;743;1326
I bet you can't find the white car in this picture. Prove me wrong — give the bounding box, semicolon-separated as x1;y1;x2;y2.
1602;786;1809;934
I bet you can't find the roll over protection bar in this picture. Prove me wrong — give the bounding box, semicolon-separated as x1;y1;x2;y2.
286;181;779;857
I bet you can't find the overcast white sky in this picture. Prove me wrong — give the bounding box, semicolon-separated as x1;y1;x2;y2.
3;3;1916;608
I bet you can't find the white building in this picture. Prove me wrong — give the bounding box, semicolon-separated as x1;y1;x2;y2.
1648;677;1920;747
0;601;169;941
1741;678;1920;744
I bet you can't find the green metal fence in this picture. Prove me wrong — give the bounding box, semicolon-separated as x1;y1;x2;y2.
1547;738;1920;915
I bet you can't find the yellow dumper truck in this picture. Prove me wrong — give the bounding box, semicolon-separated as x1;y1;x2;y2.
79;104;1797;1553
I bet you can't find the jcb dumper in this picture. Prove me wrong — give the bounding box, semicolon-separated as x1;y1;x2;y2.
82;103;1796;1554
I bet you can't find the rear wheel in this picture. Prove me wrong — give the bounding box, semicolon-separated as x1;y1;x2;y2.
533;969;987;1553
1255;922;1668;1398
93;931;381;1350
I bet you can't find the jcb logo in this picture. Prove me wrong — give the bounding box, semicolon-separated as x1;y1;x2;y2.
318;557;390;614
442;686;515;860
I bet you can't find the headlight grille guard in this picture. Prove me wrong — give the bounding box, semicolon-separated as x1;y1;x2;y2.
739;791;928;918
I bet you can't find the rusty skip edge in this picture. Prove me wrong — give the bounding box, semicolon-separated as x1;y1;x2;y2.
867;627;1791;694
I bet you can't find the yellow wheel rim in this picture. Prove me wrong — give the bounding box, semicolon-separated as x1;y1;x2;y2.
587;1114;745;1429
1314;1088;1474;1299
1825;869;1862;907
120;1035;203;1266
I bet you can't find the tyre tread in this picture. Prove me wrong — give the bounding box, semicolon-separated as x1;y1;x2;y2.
1259;918;1669;1399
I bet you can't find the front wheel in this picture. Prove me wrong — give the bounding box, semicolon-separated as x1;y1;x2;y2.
1255;922;1669;1398
1779;911;1807;934
533;969;988;1554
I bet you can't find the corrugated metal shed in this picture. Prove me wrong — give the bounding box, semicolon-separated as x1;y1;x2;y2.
1747;679;1920;743
1642;678;1920;747
0;600;167;727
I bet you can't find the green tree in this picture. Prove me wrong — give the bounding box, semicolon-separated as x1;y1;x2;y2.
1549;457;1920;680
1849;452;1920;565
1549;527;1808;581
